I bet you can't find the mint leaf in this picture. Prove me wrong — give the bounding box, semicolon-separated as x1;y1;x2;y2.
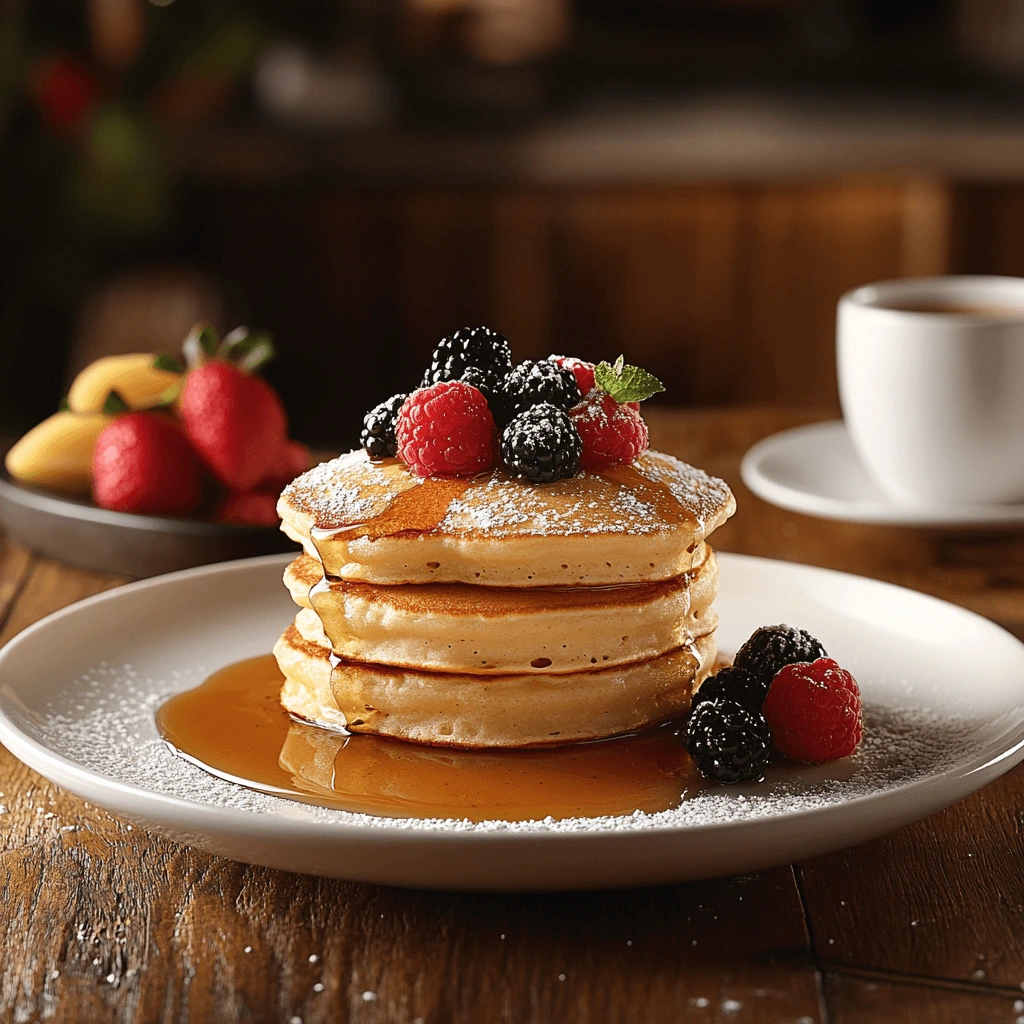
102;389;130;414
153;354;184;373
594;356;665;404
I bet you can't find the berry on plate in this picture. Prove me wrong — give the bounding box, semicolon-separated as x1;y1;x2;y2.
422;326;512;387
92;412;201;515
361;393;408;459
216;489;280;527
179;325;289;492
732;624;828;691
692;665;768;712
570;391;649;471
684;697;772;784
762;657;863;764
397;380;497;477
500;403;582;483
260;439;311;491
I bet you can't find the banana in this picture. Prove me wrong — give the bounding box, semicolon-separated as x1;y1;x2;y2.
68;353;183;413
5;412;112;494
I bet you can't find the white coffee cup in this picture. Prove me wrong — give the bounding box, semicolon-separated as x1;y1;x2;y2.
837;276;1024;506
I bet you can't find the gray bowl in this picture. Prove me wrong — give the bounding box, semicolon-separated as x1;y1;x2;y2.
0;472;297;578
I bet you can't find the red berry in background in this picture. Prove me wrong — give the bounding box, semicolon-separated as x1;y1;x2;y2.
180;361;288;491
569;390;649;471
216;490;280;527
92;413;201;515
762;657;863;764
397;381;497;477
33;56;100;130
260;439;311;492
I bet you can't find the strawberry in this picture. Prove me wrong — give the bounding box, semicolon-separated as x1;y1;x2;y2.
260;438;311;492
178;324;288;492
92;412;201;515
216;490;280;527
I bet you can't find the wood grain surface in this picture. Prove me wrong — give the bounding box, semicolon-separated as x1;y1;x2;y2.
4;406;1024;1023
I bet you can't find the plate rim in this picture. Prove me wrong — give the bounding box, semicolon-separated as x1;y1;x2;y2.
2;550;1024;846
0;469;279;538
741;419;1024;527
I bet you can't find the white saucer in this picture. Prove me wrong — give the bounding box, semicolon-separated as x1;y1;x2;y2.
1;552;1023;891
742;419;1024;527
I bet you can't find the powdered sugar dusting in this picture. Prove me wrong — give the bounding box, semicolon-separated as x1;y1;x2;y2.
25;663;992;834
282;451;401;528
283;448;734;540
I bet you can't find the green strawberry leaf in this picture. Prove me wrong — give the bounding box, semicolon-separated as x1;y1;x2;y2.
153;354;184;373
235;332;275;373
183;322;220;369
197;324;219;356
594;356;665;404
217;326;275;373
102;389;131;415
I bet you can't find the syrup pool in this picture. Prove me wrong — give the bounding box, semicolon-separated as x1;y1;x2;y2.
156;654;712;822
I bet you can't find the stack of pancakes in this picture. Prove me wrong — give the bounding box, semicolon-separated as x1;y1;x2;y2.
274;449;735;748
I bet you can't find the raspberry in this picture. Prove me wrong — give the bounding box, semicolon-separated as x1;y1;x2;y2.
569;390;649;471
361;393;408;459
500;403;582;483
396;381;497;478
684;698;772;784
423;326;512;386
733;625;828;691
499;360;581;423
692;665;768;712
548;355;595;396
762;657;863;764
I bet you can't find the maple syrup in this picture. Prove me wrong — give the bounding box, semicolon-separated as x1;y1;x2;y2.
156;654;709;822
309;471;471;543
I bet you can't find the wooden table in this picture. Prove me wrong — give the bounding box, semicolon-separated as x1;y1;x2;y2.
4;406;1024;1023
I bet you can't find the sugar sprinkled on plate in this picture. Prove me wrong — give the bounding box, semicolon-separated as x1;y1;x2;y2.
23;660;987;834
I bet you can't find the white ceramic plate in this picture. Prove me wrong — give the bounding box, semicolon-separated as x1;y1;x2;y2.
741;419;1024;527
1;552;1023;891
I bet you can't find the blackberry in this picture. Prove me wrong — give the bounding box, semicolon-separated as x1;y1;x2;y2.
733;625;828;691
459;365;502;409
360;393;407;458
423;326;512;387
500;403;582;483
692;665;768;712
684;698;772;784
499;359;582;423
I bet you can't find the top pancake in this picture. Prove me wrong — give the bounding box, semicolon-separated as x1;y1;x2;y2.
278;448;735;587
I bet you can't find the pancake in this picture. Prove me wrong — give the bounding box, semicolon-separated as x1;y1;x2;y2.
274;622;716;748
284;548;719;675
278;449;735;587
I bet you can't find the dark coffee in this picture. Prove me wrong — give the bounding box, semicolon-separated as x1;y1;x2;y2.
882;300;1024;319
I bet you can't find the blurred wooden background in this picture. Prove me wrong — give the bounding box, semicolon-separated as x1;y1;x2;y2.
193;174;1024;443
